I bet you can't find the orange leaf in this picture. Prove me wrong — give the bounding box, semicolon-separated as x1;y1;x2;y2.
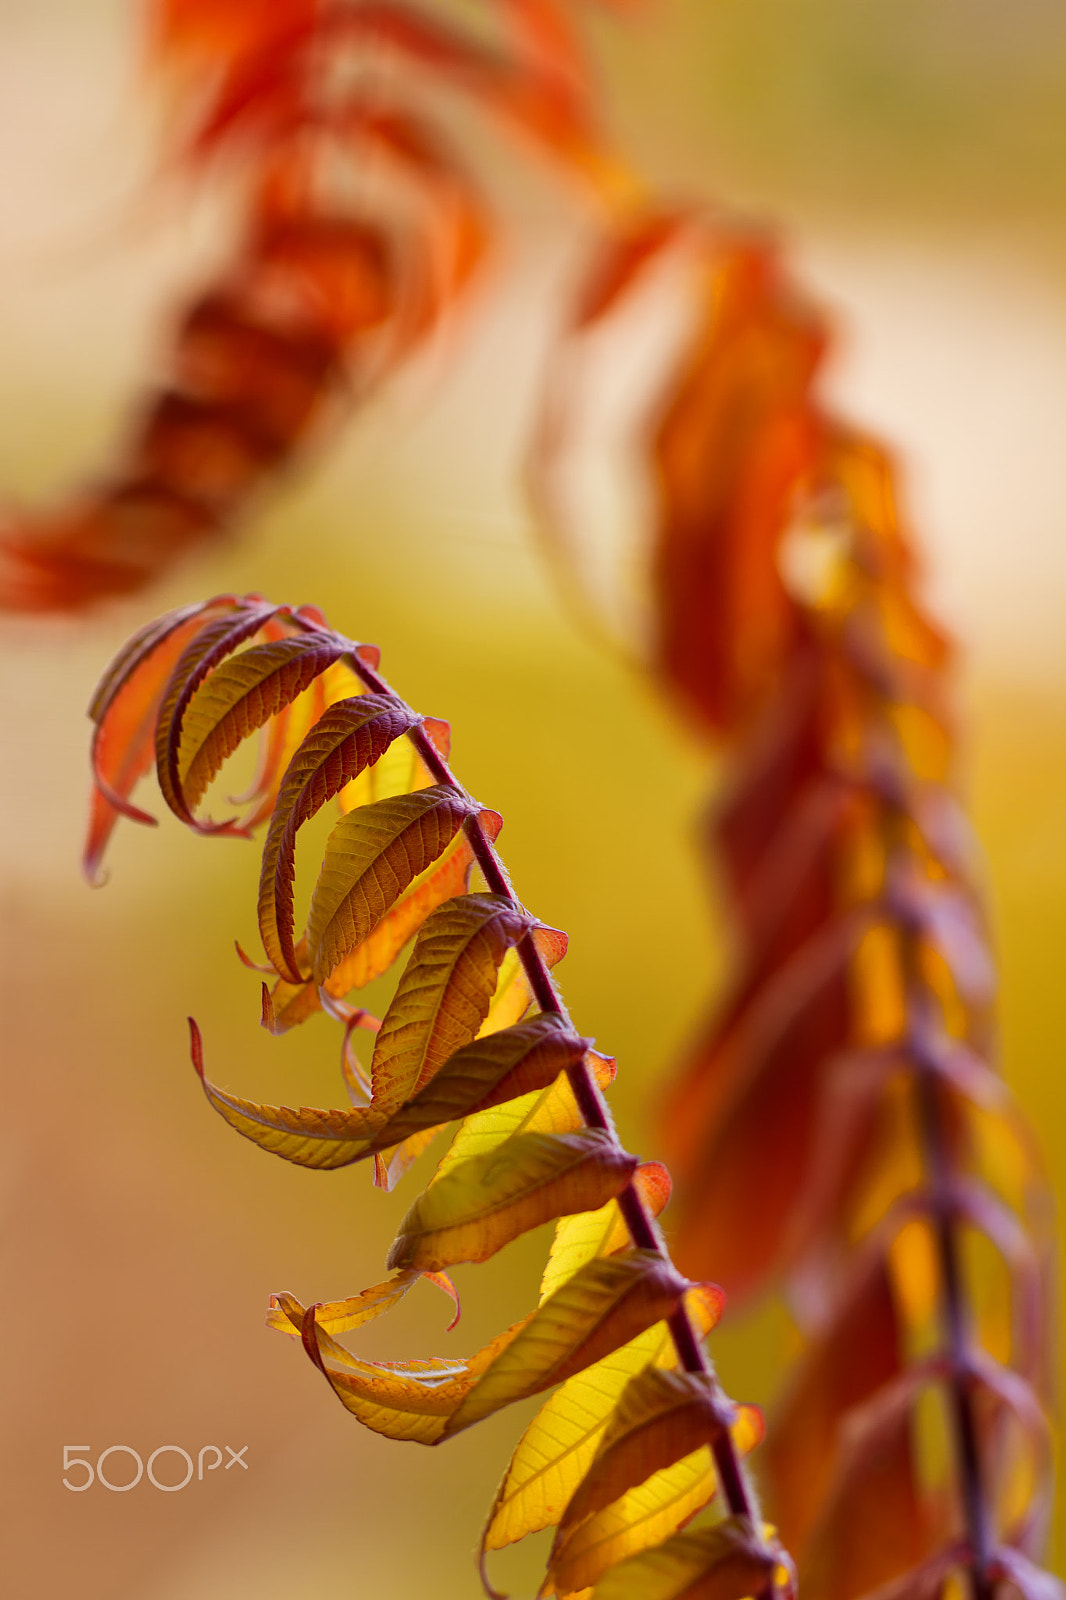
84;594;238;878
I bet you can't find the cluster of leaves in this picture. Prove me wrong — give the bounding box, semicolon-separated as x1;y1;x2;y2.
86;590;791;1600
0;0;630;611
539;218;1060;1599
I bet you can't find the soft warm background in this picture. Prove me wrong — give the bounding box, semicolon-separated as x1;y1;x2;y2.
1;2;1064;1595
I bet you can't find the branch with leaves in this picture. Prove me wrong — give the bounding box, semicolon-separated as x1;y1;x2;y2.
536;216;1060;1599
1;0;630;612
86;589;793;1600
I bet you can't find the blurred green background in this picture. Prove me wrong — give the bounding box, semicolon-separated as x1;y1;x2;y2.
1;1;1064;1594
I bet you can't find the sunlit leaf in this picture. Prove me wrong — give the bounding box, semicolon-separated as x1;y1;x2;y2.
85;595;238;877
586;1518;781;1600
275;1250;690;1450
446;1252;692;1436
369;893;537;1114
540;1161;672;1305
386;1128;639;1271
365;1013;592;1152
190;1018;384;1166
257;693;421;982
307;785;480;985
175;633;351;824
481;1285;724;1570
323;808;502;996
554;1367;735;1539
547;1405;763;1597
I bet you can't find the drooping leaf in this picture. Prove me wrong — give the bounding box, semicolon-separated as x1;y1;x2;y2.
480;1285;724;1572
276;1250;690;1449
546;1406;764;1598
552;1366;736;1540
445;1252;692;1437
266;1270;420;1338
431;1037;616;1187
190;1017;385;1166
586;1519;783;1600
364;1013;593;1152
386;1127;639;1271
84;594;238;877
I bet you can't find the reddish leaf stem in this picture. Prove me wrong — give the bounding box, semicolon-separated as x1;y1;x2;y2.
333;638;768;1542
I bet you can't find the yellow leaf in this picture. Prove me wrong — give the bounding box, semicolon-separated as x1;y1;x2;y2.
431;1039;609;1186
288;1291;510;1443
369;894;535;1115
540;1162;672;1304
386;1128;639;1271
307;785;478;985
266;1272;420;1337
478;925;569;1039
546;1449;715;1597
480;1286;723;1565
190;1019;384;1167
279;1252;690;1448
445;1252;691;1437
337;714;449;811
367;1013;592;1155
587;1520;779;1600
553;1367;732;1540
546;1369;765;1594
324;808;502;995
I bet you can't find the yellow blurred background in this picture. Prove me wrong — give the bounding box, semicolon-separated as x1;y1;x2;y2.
1;2;1064;1594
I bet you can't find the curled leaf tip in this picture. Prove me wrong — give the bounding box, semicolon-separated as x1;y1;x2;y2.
235;939;274;973
477;1545;509;1600
423;1270;462;1331
188;1017;205;1079
300;1303;330;1378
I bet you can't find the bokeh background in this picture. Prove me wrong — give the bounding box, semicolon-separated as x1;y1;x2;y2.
2;2;1064;1595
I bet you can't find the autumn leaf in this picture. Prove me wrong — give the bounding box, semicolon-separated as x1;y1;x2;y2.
256;693;422;981
368;893;539;1115
480;1284;724;1573
306;785;481;986
386;1128;639;1271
